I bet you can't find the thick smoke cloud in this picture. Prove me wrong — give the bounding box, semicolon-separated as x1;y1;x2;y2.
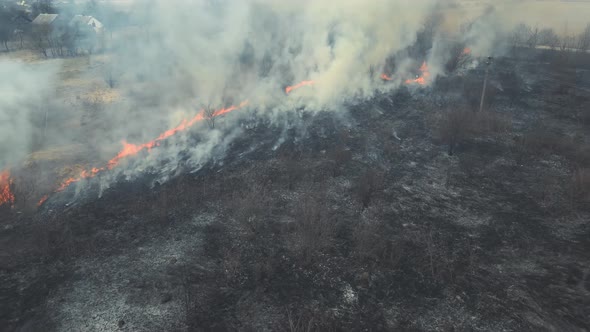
0;60;57;170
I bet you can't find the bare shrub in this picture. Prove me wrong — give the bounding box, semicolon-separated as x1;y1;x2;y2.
437;107;511;156
472;110;512;134
291;194;334;264
437;107;474;156
103;64;117;88
355;169;384;209
221;247;243;285
230;183;269;237
445;42;471;73
279;150;305;190
518;128;588;164
327;145;352;177
581;107;590;126
463;78;498;111
286;308;336;332
203;103;216;129
572;168;590;203
353;219;401;268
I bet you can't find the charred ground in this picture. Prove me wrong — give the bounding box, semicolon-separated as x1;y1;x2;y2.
1;49;590;331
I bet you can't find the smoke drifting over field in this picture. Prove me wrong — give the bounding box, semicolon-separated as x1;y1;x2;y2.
2;0;580;196
0;60;56;170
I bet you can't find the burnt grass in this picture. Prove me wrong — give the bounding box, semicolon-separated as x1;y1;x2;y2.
2;52;590;331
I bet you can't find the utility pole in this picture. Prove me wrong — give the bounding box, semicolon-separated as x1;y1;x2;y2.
479;56;493;112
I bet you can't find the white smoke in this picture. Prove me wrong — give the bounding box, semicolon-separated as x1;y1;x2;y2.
0;60;58;170
2;0;581;195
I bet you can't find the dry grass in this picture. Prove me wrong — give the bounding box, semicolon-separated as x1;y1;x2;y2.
25;144;85;163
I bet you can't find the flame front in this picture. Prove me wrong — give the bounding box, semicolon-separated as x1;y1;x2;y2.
462;47;471;55
37;195;49;207
285;80;315;94
0;169;15;207
49;63;434;199
405;62;430;85
380;73;393;81
56;101;248;193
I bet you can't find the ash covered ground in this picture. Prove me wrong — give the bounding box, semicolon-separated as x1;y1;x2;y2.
1;48;590;331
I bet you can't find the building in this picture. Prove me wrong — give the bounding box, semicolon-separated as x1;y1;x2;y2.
31;13;104;55
69;15;104;51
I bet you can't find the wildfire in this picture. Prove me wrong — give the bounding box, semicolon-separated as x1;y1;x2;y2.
37;195;49;207
285;80;315;94
0;169;15;207
405;62;430;85
56;101;249;193
46;62;435;200
462;47;471;55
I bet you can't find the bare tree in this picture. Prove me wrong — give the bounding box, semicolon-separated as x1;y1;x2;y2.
539;28;559;50
577;23;590;52
203;103;216;129
30;25;50;57
511;23;531;51
0;7;13;51
559;35;575;53
526;26;540;49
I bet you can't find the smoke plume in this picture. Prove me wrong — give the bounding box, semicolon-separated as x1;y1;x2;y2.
2;0;586;197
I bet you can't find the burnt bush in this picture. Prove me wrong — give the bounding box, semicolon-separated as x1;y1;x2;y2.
518;127;590;166
572;168;590;203
352;218;402;269
327;145;352;177
286;307;338;332
436;107;511;156
437;107;474;156
463;76;498;111
289;193;336;265
445;42;471;74
354;169;385;209
229;182;271;237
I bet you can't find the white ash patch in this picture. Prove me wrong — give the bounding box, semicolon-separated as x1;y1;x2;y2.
342;283;357;305
47;214;215;332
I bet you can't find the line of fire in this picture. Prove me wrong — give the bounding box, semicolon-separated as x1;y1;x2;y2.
0;53;463;210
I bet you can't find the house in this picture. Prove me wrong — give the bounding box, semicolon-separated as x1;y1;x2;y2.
31;13;67;36
69;15;103;35
69;15;104;51
31;13;104;55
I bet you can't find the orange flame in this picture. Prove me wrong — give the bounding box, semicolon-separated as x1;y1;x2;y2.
37;195;49;207
380;73;393;81
56;101;249;193
0;169;15;207
405;62;430;85
462;47;471;55
285;80;315;94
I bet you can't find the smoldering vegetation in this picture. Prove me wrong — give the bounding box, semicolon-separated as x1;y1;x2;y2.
0;0;512;179
1;0;590;331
